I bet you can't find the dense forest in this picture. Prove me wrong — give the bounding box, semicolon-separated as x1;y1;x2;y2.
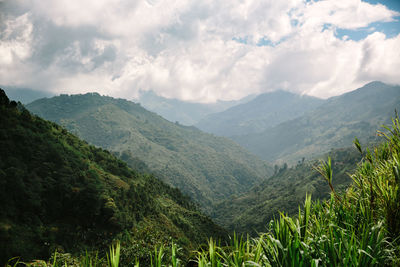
0;89;226;265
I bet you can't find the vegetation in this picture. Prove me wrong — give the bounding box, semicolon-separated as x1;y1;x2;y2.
204;116;400;265
0;89;226;265
233;81;400;163
25;115;399;266
26;93;272;210
4;85;400;265
212;146;361;234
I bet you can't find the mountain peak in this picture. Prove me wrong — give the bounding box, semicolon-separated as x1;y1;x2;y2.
196;90;324;136
364;81;386;87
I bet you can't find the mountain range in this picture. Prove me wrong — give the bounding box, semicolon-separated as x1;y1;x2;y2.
196;90;324;136
2;80;399;263
26;93;272;211
135;90;255;125
231;82;400;163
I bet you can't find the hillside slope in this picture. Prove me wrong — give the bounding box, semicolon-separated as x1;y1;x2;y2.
212;146;362;234
196;90;324;136
0;89;226;264
26;93;272;210
233;82;400;163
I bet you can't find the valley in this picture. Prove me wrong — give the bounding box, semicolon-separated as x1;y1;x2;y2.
26;93;272;210
1;81;399;265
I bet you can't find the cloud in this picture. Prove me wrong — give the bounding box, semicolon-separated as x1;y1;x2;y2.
0;0;399;102
0;12;33;64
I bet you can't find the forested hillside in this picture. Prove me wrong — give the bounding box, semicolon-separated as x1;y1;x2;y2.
196;90;323;136
212;146;362;234
0;89;226;265
233;82;400;163
26;93;272;210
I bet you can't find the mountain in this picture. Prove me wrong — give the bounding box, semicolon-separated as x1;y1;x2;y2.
196;90;324;136
232;82;400;163
26;93;272;210
212;146;362;234
0;89;226;264
2;87;54;104
136;90;254;125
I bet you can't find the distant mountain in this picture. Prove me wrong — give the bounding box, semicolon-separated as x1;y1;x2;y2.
0;89;226;264
212;146;362;234
196;90;324;136
136;90;254;125
2;87;53;104
26;93;272;211
232;82;400;163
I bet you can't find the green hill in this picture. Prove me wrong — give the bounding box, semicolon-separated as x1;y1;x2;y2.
0;89;226;264
26;93;272;210
232;81;400;163
196;90;324;136
212;146;362;234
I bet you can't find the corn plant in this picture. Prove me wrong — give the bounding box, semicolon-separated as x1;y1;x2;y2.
107;241;121;267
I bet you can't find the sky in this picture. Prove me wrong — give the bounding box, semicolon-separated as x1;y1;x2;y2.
0;0;399;103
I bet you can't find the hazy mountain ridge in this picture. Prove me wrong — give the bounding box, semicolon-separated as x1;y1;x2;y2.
196;90;324;136
136;90;255;125
26;93;272;210
232;81;400;163
0;89;226;264
2;87;54;104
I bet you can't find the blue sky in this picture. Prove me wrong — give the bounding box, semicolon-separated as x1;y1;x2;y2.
0;0;399;101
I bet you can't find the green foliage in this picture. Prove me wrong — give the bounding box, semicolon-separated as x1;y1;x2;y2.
213;146;361;234
26;93;272;210
99;117;398;266
198;117;400;266
9;114;400;267
106;242;120;267
0;89;226;265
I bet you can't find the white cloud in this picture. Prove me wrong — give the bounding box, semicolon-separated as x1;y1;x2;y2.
0;13;32;64
296;0;399;31
0;0;399;102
